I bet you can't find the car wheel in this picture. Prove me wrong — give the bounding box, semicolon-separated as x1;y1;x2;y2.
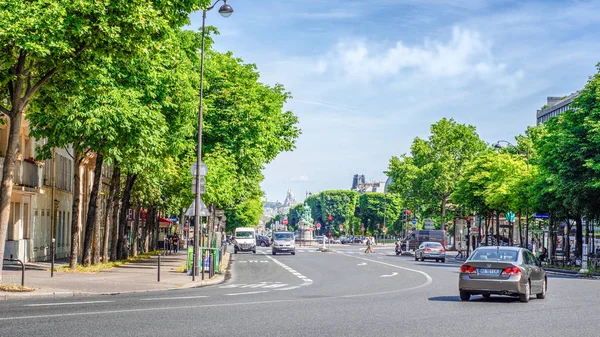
435;259;439;262
291;251;296;255
482;294;491;299
414;255;418;261
459;291;471;301
421;256;425;262
260;242;266;247
519;281;531;303
536;278;547;299
272;251;276;255
234;249;238;254
441;259;446;263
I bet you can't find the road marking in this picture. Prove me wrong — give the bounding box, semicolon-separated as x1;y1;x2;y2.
24;301;112;307
264;254;313;291
141;296;208;301
380;272;398;278
3;278;434;321
220;282;287;289
357;262;367;266
341;254;433;287
224;291;269;296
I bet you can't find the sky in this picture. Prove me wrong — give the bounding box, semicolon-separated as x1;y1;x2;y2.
188;0;600;204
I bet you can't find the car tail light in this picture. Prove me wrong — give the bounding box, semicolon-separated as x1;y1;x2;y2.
425;248;431;251
501;267;521;275
440;248;445;252
460;265;476;274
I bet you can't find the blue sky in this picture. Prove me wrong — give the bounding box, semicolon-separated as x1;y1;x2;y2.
188;0;600;203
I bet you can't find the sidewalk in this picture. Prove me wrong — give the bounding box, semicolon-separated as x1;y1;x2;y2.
1;251;230;300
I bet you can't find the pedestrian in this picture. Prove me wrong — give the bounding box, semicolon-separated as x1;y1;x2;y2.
173;234;179;254
365;236;374;254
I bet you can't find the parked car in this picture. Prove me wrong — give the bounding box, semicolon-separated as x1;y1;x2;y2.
458;246;547;302
414;242;446;262
256;235;271;247
353;237;363;243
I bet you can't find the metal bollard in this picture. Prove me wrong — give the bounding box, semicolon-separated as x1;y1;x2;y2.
157;255;161;282
3;258;25;287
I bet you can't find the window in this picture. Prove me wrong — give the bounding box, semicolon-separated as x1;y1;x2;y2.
522;251;533;265
470;249;518;262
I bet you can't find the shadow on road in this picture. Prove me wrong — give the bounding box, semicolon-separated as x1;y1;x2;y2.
413;263;460;269
429;295;519;303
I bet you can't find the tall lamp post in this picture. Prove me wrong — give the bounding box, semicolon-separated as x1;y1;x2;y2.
494;140;530;249
193;0;234;281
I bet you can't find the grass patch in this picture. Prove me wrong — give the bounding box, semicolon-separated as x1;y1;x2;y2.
0;284;35;292
54;250;161;274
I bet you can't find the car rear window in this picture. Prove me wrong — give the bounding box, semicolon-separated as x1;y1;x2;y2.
425;243;442;248
470;249;518;262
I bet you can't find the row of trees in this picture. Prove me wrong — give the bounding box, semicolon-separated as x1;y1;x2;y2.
280;190;404;237
386;65;600;260
0;1;299;280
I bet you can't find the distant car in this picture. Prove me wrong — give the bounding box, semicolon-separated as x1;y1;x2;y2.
353;237;363;243
458;246;547;302
331;238;341;244
256;235;271;247
272;231;295;255
415;242;446;263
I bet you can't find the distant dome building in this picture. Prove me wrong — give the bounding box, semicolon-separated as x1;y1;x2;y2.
283;189;297;207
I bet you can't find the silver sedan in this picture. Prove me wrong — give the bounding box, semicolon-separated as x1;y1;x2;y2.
458;246;547;302
415;242;446;263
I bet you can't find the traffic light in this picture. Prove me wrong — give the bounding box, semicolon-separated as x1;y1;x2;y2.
466;217;471;227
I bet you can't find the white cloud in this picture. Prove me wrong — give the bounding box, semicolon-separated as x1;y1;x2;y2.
318;26;523;86
290;175;310;182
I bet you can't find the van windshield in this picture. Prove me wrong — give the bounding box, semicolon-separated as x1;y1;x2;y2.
274;233;293;241
235;231;254;239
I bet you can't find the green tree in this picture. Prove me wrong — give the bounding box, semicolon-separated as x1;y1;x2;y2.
318;190;358;234
388;118;486;228
356;193;403;236
0;0;209;280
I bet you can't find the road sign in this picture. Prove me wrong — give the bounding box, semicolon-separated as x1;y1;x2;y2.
382;226;387;233
184;225;189;231
338;225;343;230
191;176;206;194
283;218;288;225
185;197;210;217
534;213;549;219
361;227;365;232
316;223;321;230
412;219;417;225
190;162;208;176
505;211;515;222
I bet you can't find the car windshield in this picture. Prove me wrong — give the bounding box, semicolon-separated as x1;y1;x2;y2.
235;231;254;239
470;249;518;262
274;233;293;241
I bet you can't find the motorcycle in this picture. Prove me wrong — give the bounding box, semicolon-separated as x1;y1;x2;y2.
395;242;402;255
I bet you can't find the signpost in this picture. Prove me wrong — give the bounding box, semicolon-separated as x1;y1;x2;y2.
339;225;343;231
424;218;434;230
412;219;417;225
534;213;549;219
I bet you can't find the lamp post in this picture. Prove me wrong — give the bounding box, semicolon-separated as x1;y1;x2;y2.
494;140;530;249
193;0;233;281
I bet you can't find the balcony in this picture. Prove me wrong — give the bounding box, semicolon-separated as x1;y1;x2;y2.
0;157;43;189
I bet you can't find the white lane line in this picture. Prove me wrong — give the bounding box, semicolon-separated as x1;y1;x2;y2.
380;272;398;278
141;296;208;301
341;254;433;287
24;301;112;307
224;291;269;296
264;254;313;291
357;262;367;266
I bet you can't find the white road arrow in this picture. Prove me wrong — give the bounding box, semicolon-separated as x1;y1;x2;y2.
357;263;367;266
380;272;398;278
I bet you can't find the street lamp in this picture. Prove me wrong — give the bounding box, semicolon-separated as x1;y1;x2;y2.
193;0;234;281
494;140;530;249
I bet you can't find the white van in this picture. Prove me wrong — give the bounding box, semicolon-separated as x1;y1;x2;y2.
234;227;256;254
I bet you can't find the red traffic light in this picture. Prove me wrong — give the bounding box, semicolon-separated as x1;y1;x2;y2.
407;210;412;215
466;217;471;225
327;215;333;221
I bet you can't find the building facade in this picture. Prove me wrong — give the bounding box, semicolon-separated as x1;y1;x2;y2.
351;174;385;194
536;91;580;124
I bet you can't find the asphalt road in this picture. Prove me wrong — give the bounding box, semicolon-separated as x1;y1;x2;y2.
1;245;599;337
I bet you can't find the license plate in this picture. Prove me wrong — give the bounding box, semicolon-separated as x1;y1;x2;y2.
478;268;500;275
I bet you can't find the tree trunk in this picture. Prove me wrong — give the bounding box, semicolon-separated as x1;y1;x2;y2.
518;209;523;247
575;215;583;259
132;201;140;257
109;166;121;261
440;197;447;227
117;173;136;260
82;153;103;266
146;204;154;251
91;175;103;265
0;111;24;282
69;153;83;269
102;166;118;263
496;211;500;246
142;204;150;253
